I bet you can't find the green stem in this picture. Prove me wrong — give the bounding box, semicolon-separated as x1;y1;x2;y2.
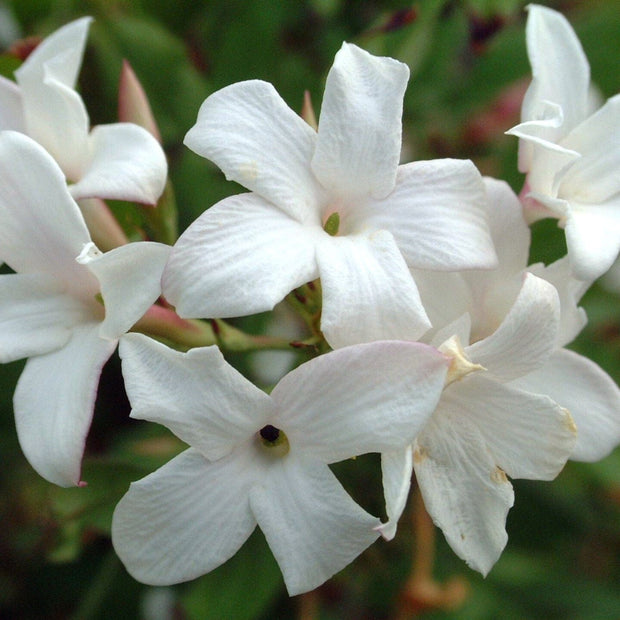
132;305;296;353
211;318;294;352
285;280;330;356
131;304;217;350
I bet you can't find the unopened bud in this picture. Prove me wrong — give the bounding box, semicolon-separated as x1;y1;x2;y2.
119;60;161;143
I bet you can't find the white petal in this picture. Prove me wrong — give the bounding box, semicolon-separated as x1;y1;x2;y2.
312;43;408;200
316;231;430;348
414;415;514;576
0;132;92;280
564;199;620;281
250;455;380;596
14;323;116;486
0;273;90;363
184;80;322;223
430;313;472;349
528;257;588;346
21;74;90;181
84;242;171;340
560;95;620;203
162;193;320;319
511;348;620;462
113;447;257;585
119;334;272;460
466;273;559;381
0;75;24;131
271;340;448;462
415;179;527;343
480;177;530;277
414;270;473;339
15;17;92;91
376;447;413;540
70;123;168;204
521;5;589;136
362;159;497;270
508;101;580;176
442;375;575;480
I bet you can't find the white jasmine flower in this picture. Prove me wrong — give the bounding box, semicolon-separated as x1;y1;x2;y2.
382;178;618;572
381;272;578;574
0;17;167;204
506;4;620;281
113;333;450;595
0;131;170;486
163;42;496;348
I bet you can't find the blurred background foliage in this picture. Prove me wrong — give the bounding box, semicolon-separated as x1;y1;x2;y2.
0;0;619;618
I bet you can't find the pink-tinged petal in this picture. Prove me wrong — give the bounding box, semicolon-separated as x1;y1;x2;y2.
70;123;168;204
564;199;620;281
271;341;448;462
316;231;430;348
0;132;92;280
184;80;322;223
526;190;571;222
414;414;514;576
250;455;380;596
14;323;116;486
442;375;575;480
376;447;413;540
0;75;24;131
113;447;257;586
119;334;272;460
0;273;91;363
560;95;620;203
312;43;408;200
162;193;320;319
521;5;589;137
511;349;620;462
82;241;170;339
362;159;497;271
528;257;588;347
466;273;559;381
15;17;92;91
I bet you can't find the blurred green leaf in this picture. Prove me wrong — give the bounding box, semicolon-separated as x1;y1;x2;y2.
180;530;283;620
88;15;210;145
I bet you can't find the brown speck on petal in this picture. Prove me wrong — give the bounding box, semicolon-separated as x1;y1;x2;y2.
490;467;508;484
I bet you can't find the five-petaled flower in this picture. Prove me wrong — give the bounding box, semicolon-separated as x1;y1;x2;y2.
163;42;497;348
0;131;170;486
113;333;450;595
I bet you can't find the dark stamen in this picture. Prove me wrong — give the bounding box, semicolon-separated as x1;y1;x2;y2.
259;424;280;443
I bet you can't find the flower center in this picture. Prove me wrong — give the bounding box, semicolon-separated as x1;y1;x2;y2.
258;424;290;457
